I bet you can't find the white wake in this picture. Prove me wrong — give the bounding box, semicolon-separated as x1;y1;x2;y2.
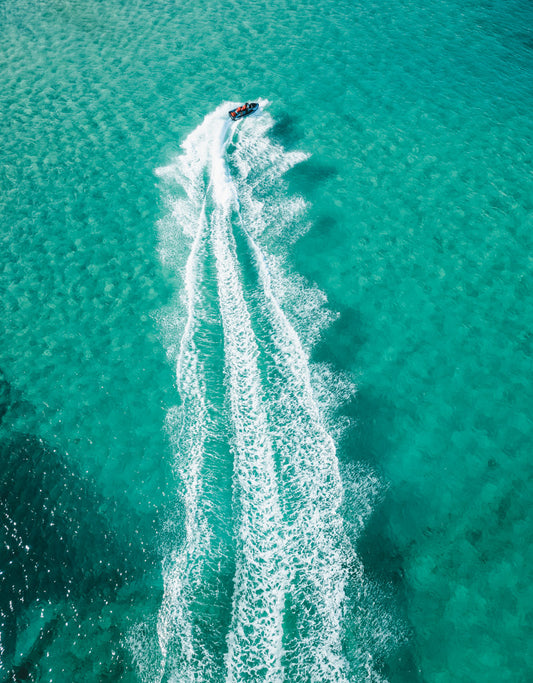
130;101;392;683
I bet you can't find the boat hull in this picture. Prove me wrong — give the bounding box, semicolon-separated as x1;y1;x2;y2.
229;102;259;120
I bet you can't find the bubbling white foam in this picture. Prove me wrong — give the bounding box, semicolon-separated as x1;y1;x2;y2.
137;101;391;683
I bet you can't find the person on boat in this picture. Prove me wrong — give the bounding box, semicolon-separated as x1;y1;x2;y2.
229;103;254;118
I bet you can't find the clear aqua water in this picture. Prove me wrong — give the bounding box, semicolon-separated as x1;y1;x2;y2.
1;0;532;681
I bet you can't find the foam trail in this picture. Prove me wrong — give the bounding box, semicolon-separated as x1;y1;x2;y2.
145;102;389;682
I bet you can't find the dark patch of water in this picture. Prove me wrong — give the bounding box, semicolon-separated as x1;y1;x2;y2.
268;112;305;149
0;369;154;679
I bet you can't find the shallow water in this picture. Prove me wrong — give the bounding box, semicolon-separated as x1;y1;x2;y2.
1;0;532;681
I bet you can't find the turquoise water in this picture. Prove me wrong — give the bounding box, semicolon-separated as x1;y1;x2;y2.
1;0;532;680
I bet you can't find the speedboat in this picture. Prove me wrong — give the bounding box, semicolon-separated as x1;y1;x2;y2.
228;102;259;120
